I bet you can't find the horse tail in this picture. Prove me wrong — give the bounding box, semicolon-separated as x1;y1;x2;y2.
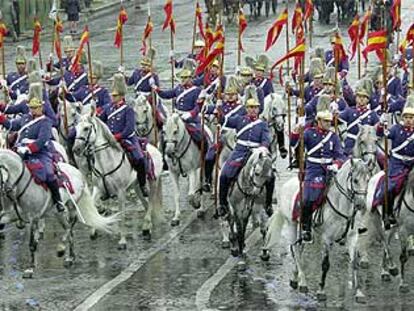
76;185;119;234
263;210;286;251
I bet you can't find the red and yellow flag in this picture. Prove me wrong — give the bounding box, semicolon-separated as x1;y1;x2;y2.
304;0;314;21
140;17;154;55
204;22;214;50
271;39;305;70
114;7;128;48
32;18;42;56
399;23;414;54
334;32;347;62
347;14;359;60
292;3;303;34
162;0;176;34
71;26;90;74
195;39;224;76
295;23;305;43
265;9;288;51
54;17;64;60
238;9;248;52
362;29;387;62
391;0;401;31
196;2;205;39
0;22;7;49
359;7;371;42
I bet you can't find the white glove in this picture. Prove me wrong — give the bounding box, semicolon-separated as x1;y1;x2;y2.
235;66;241;75
216;99;223;107
49;52;54;59
393;54;401;62
255;146;269;154
380;113;389;125
16;146;30;155
16;93;28;105
59;79;66;89
330;101;339;113
39;69;45;77
181;112;192;120
169;50;175;59
380;88;386;97
327;164;339;173
198;89;207;99
296;98;303;109
149;77;156;87
0;79;7;88
118;65;125;74
298;116;306;127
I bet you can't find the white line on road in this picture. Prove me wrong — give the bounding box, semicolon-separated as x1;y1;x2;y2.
74;213;198;311
195;228;261;311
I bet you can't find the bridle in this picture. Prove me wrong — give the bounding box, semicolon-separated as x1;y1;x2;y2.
236;154;270;198
164;122;192;177
135;103;154;137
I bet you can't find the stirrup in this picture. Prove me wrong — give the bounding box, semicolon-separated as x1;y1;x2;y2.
202;183;211;192
301;231;313;243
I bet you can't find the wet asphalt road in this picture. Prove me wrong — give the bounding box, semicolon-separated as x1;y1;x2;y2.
2;0;414;310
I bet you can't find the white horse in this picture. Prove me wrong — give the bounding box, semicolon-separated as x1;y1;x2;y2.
163;113;209;225
73;113;163;248
226;147;273;270
0;149;118;277
262;159;371;301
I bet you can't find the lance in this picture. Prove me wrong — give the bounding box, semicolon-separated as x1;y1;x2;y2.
396;2;401;52
86;25;95;97
309;3;313;48
237;4;242;66
0;23;8;104
148;7;159;146
356;1;361;79
364;6;371;75
298;45;306;243
412;43;414;93
191;2;198;55
170;20;175;113
285;2;293;167
285;0;290;84
334;38;339;134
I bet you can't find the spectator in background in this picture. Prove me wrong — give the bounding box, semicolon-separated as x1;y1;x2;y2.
64;0;81;35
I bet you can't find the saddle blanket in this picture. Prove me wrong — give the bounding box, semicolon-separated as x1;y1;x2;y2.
291;188;324;222
370;171;406;211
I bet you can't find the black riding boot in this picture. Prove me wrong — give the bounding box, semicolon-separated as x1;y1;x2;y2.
301;202;313;243
218;176;231;217
276;130;288;159
384;194;397;230
203;157;215;192
264;174;276;217
289;147;300;169
134;160;149;197
48;180;65;213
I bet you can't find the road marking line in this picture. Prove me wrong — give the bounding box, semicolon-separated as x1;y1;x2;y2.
74;213;198;311
195;228;261;311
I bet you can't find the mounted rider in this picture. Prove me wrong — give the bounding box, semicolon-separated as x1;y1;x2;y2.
218;96;273;218
374;95;414;230
325;35;350;80
203;75;246;192
98;74;149;197
249;54;274;98
174;39;205;69
290;95;346;243
338;78;379;156
50;35;76;71
0;83;67;223
4;46;29;101
193;58;226;97
238;66;265;113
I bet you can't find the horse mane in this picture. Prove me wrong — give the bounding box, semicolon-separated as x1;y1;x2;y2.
261;93;286;120
92;116;123;152
0;149;23;173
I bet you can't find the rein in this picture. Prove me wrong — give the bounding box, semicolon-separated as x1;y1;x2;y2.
165;124;192;177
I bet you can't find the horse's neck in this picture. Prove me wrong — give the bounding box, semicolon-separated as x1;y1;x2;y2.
326;163;351;214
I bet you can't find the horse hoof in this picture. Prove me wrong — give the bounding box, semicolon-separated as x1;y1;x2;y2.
117;243;127;250
317;290;327;302
360;259;369;269
56;244;66;257
260;249;270;262
38;232;44;240
189;195;201;210
142;229;151;241
221;241;230;249
197;210;205;219
90;231;98;240
237;261;247;272
231;248;239;257
22;268;34;279
381;272;391;282
389;266;399;276
289;280;298;290
299;285;308;293
407;248;414;257
64;258;74;268
400;283;410;293
355;291;367;304
171;219;180;227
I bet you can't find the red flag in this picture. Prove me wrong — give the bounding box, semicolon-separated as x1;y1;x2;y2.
359;7;371;42
292;3;303;34
71;26;90;74
304;0;314;21
211;24;224;46
140;17;154;55
0;22;7;49
162;0;175;33
32;18;42;56
295;23;305;43
347;15;359;60
271;39;305;70
196;2;205;39
238;9;248;52
391;0;401;31
399;23;414;54
54;17;64;60
362;29;387;62
265;9;288;51
114;7;128;48
334;32;347;62
195;39;224;76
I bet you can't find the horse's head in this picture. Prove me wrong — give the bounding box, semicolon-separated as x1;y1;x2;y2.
60;100;83;130
263;93;286;132
347;158;372;210
245;147;273;193
163;113;185;157
355;125;377;172
133;95;153;136
73;115;97;156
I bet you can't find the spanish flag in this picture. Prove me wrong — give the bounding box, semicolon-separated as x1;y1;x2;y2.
347;15;359;60
265;9;288;51
195;39;224;76
334;32;347;62
238;9;248;51
391;0;401;31
162;0;176;34
362;29;387;62
140;16;154;55
114;7;128;48
304;0;314;21
54;17;64;60
0;22;7;49
292;3;303;34
271;39;305;70
71;26;90;74
204;22;214;50
359;7;371;42
196;2;205;39
399;23;414;54
32;18;42;56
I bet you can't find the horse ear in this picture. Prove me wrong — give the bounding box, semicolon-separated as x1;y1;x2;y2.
350;158;355;167
90;104;96;117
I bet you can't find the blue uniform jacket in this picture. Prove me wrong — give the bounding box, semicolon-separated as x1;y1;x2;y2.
6;72;29;100
67;84;111;108
127;69;160;95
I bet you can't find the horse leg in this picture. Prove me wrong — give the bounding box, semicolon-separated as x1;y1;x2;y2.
118;193;128;250
348;232;366;303
220;217;231;248
23;221;39;279
64;207;77;267
138;180;152;240
292;243;308;292
317;243;331;301
261;212;287;261
188;169;202;212
38;218;45;240
170;171;181;226
399;233;409;293
228;209;238;257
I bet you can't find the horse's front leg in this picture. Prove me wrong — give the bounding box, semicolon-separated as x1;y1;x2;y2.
137;180;152;240
348;231;366;303
188;169;202;211
170;171;181;226
23;221;39;279
317;242;331;301
291;242;308;292
399;230;409;293
64;207;77;267
117;192;128;250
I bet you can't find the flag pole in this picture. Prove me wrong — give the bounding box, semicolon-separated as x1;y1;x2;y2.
309;5;313;48
191;2;198;55
356;2;361;79
55;15;68;136
286;1;290;79
285;4;293;168
237;10;242;66
334;34;339;133
148;3;159;146
86;26;93;86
